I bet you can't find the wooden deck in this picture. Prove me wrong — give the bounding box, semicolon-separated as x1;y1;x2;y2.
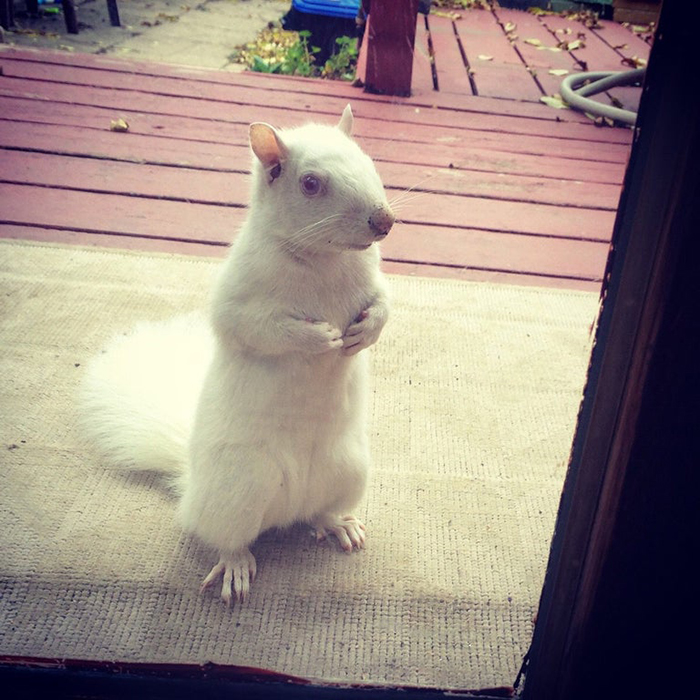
0;6;651;291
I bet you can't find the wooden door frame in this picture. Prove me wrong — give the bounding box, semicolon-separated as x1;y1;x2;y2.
522;0;698;697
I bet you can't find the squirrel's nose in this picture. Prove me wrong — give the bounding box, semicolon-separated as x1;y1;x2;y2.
369;206;395;239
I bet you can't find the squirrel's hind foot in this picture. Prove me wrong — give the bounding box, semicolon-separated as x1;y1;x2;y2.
313;514;366;552
200;547;257;606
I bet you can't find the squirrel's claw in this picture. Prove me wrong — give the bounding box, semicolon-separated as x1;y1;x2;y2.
200;547;257;606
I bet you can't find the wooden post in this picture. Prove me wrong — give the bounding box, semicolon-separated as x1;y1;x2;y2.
107;0;121;27
358;0;420;97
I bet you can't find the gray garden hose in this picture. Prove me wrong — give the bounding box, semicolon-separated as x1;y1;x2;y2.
559;68;646;126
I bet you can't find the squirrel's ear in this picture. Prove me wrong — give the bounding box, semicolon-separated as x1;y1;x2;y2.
338;104;354;136
249;123;288;174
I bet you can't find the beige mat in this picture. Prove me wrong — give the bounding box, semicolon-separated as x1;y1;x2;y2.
0;240;597;690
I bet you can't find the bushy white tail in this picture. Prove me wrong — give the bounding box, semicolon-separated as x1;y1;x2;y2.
79;313;213;477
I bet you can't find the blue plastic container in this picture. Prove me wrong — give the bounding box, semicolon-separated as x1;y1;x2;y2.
292;0;360;20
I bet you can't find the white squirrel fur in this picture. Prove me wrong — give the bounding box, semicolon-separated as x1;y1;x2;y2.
79;106;394;605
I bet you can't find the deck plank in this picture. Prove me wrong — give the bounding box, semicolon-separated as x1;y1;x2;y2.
451;8;544;100
0;45;613;122
0;223;600;291
0;92;632;165
0;158;615;242
425;14;474;96
0;146;622;210
0;118;627;185
412;13;437;95
0;60;633;144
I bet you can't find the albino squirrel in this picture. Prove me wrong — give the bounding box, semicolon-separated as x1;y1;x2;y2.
80;105;394;605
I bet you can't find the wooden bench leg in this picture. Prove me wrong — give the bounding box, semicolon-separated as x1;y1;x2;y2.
62;0;78;34
1;0;15;29
106;0;120;27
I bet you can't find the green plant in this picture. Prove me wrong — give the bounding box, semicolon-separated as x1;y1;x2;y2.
280;30;320;76
322;36;359;81
238;29;358;82
247;30;320;77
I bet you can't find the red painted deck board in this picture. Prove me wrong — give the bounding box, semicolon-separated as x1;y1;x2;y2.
0;145;622;211
453;8;545;102
426;14;473;96
0;46;614;122
1;117;626;186
0;3;645;290
0;95;632;169
412;15;438;96
0;62;633;145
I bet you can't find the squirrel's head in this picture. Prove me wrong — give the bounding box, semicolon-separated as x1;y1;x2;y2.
248;105;395;256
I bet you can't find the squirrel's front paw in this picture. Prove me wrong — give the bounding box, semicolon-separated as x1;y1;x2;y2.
342;308;384;356
300;319;343;354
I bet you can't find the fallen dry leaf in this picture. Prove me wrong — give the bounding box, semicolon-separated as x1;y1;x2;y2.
528;6;553;16
549;68;569;76
504;21;516;33
110;118;130;133
622;55;647;68
524;38;543;46
558;38;585;51
540;94;569;109
477;54;493;61
432;10;461;20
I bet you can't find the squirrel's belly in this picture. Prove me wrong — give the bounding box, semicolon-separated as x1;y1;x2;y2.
253;355;370;527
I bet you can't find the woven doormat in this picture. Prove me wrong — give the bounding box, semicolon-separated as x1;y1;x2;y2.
0;240;598;690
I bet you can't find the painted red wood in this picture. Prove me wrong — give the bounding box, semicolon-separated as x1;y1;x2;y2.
0;224;599;290
362;0;420;96
449;9;544;101
381;222;610;281
492;8;581;96
411;13;437;96
0;113;624;189
393;192;615;240
590;20;652;63
0;160;615;241
0;44;633;289
382;260;601;290
424;14;474;96
0;225;230;258
0;97;633;171
0;63;632;144
539;15;635;73
0;150;249;206
378;161;622;210
0;147;622;211
452;8;525;65
0;183;242;243
491;7;571;67
0;213;608;284
0;47;612;123
0;118;250;172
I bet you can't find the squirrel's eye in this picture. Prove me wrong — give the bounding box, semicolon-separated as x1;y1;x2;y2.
300;173;322;197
